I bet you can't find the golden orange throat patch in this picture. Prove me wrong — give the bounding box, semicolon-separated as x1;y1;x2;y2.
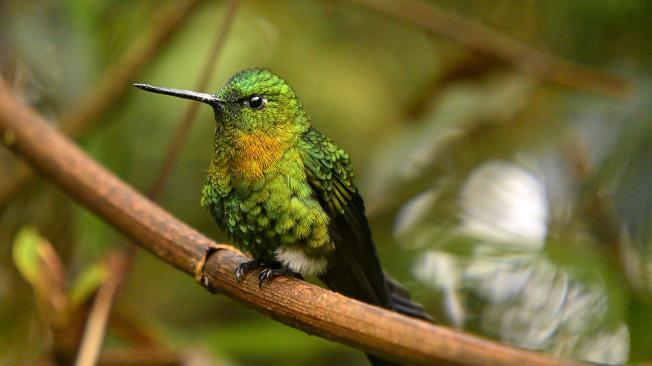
231;134;289;180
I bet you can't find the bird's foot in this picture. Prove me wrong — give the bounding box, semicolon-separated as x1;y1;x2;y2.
258;264;303;289
235;259;264;282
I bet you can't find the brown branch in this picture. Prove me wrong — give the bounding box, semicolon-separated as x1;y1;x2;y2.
73;2;241;362
0;160;32;206
60;0;205;138
0;0;205;207
0;80;588;366
348;0;628;96
109;310;163;347
98;348;182;366
401;50;504;122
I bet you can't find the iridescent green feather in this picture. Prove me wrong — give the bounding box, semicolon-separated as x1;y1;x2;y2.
299;128;355;216
141;67;430;366
199;69;354;262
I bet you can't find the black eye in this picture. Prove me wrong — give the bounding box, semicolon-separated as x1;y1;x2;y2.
247;95;265;110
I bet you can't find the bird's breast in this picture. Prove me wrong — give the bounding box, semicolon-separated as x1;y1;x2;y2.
231;134;290;181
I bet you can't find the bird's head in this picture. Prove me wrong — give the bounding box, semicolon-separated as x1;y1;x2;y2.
135;68;309;137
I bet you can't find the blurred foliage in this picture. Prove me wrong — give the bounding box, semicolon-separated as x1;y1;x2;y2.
0;0;651;365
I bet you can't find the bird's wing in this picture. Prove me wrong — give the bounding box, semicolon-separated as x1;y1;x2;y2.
299;128;392;308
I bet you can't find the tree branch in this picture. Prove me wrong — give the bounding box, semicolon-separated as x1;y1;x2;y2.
60;0;206;138
348;0;628;96
147;0;239;200
0;0;205;207
0;80;587;365
74;1;240;362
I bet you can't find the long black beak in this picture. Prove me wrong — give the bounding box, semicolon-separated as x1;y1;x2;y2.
133;83;223;109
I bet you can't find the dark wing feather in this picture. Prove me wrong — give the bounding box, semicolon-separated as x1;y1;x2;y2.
300;129;390;307
323;191;394;308
300;128;432;320
301;129;431;366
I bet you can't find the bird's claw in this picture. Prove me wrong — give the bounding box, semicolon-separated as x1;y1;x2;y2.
235;260;302;288
257;266;303;289
257;268;278;288
235;259;263;282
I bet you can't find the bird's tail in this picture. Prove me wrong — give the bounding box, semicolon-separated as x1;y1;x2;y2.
384;272;433;322
320;192;433;365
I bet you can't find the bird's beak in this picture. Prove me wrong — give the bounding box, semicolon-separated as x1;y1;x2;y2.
133;83;224;111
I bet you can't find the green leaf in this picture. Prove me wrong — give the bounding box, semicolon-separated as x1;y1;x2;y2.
12;226;43;286
68;262;109;307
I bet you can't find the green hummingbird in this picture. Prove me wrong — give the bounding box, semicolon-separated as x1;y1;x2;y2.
135;68;431;365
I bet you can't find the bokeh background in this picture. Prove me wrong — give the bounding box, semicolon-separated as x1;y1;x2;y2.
0;0;650;365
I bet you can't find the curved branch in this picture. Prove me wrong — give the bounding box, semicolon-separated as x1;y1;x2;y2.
61;0;206;138
75;1;241;362
348;0;628;96
147;0;239;200
0;0;205;207
0;80;586;366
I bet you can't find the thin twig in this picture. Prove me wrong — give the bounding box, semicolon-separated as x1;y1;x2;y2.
61;0;205;137
347;0;628;96
0;0;205;208
73;1;240;364
0;160;32;206
563;140;647;293
401;50;503;122
98;347;183;366
109;310;162;347
75;252;129;366
0;77;589;366
147;0;239;200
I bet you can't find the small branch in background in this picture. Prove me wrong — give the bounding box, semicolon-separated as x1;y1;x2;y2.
12;227;105;365
0;165;30;207
75;252;129;366
0;0;205;208
12;227;68;323
563;140;646;292
61;0;206;138
147;0;239;200
348;0;628;96
0;74;589;366
98;348;183;366
36;235;69;317
564;141;622;255
109;310;163;348
401;50;504;122
74;1;240;364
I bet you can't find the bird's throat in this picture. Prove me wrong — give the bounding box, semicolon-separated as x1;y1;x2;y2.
221;133;293;181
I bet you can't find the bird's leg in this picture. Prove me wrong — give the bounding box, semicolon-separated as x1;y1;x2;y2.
235;259;264;282
258;262;303;288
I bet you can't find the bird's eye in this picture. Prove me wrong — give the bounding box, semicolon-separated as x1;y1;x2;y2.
246;95;265;110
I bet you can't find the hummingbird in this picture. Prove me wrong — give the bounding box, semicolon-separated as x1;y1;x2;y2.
135;68;431;365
